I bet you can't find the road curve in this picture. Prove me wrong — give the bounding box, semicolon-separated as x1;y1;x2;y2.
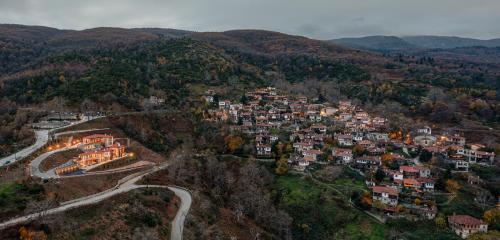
168;186;192;240
29;128;113;179
0;130;48;166
1;161;192;240
0;184;158;230
0;117;103;167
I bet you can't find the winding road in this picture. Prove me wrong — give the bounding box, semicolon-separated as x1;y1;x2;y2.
0;162;192;240
0;116;102;167
1;114;192;239
29;128;111;179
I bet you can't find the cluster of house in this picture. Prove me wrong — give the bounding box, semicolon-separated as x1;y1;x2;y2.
407;126;496;171
370;165;434;213
203;87;496;238
204;88;390;165
55;134;129;175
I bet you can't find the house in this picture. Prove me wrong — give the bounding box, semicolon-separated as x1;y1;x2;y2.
310;124;327;134
391;171;404;182
76;143;126;168
353;132;364;142
455;160;469;172
339;113;352;121
256;144;272;157
332;148;353;164
82;134;114;151
417;126;432;135
218;100;231;109
366;132;389;142
298;96;308;104
320;107;338;116
463;149;495;165
303;149;322;161
418;178;435;192
467;175;483;185
403;178;421;190
338;100;352;111
296;158;309;171
354;156;381;170
415;166;431;178
449;135;466;146
448;214;488;239
372;186;399;207
414;135;437;147
147;96;165;106
336;134;353;146
293;141;314;153
400;166;419;178
359;140;375;149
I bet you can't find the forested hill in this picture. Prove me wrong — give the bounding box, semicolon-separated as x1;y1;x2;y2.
0;24;499;126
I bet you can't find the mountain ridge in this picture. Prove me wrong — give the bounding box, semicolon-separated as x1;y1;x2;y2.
330;35;500;51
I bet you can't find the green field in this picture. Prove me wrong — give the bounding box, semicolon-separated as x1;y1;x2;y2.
275;174;386;240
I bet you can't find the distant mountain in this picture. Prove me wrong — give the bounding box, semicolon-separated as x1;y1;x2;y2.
330;36;418;51
330;35;500;51
401;36;500;49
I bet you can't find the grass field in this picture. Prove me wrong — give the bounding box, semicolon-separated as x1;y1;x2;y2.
276;174;387;240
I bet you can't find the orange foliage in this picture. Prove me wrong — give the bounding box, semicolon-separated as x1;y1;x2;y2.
19;227;47;240
224;135;244;153
381;153;394;162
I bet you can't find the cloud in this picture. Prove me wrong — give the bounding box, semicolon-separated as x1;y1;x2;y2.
0;0;499;39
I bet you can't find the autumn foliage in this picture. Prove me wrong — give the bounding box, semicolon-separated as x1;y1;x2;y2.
224;135;244;153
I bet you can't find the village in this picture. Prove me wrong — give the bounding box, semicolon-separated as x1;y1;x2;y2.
203;87;498;239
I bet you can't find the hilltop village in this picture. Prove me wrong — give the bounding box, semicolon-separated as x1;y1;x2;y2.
203;87;498;239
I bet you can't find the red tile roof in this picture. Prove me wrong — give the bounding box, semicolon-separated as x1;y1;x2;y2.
448;215;486;226
403;178;420;186
372;186;398;196
400;165;419;173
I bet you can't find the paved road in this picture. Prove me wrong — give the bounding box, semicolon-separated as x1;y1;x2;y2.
29;128;111;179
0;163;193;240
0;117;102;167
168;186;192;240
0;114;194;239
30;145;78;179
0;130;49;166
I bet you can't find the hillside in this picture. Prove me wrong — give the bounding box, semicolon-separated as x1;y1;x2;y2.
0;25;498;127
402;36;500;49
330;35;500;51
330;36;419;51
0;24;499;240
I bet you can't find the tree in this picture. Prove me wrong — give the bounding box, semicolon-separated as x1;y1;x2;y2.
445;179;460;194
353;144;365;157
359;191;372;209
373;200;387;211
19;226;47;240
374;168;385;182
381;153;395;163
240;94;249;104
275;155;289;175
434;214;447;229
225;135;244;154
484;208;500;224
419;149;432;162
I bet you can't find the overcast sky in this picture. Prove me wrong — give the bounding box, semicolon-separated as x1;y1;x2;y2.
1;0;499;40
